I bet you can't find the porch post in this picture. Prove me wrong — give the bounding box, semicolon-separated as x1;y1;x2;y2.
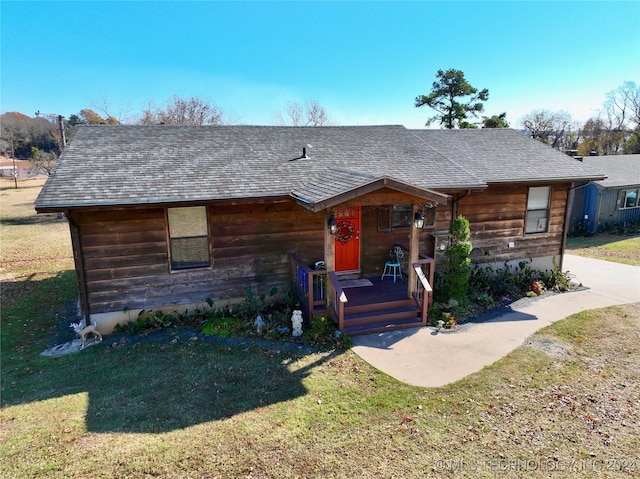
324;213;336;308
408;204;420;299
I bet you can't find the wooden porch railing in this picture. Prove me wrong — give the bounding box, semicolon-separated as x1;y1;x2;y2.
289;250;431;332
412;260;433;326
327;271;348;331
289;252;328;322
395;243;434;325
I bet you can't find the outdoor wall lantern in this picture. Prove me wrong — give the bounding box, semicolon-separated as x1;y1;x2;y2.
414;211;425;229
328;216;338;235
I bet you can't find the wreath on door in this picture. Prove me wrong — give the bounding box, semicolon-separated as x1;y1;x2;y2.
336;221;355;243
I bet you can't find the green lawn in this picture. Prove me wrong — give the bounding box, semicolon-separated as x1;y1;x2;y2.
2;180;639;478
566;234;640;266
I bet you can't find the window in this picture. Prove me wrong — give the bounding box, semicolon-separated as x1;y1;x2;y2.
167;206;210;270
378;204;411;231
419;206;437;229
378;204;436;231
618;189;639;209
392;204;412;229
525;186;551;234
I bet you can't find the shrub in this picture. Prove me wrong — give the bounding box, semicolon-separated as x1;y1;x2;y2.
541;257;573;292
442;215;472;301
303;316;352;350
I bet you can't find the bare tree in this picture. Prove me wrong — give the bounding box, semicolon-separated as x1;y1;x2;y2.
519;109;575;150
30;146;57;176
274;100;335;126
574;82;640;155
578;116;625;156
138;95;224;125
90;95;126;124
603;81;640;153
604;81;640;131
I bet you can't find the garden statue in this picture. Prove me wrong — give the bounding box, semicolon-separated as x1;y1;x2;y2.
291;310;303;337
255;315;266;332
69;322;102;349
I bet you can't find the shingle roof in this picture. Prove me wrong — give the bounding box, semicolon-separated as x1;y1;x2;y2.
576;154;640;188
411;128;607;183
35;125;606;211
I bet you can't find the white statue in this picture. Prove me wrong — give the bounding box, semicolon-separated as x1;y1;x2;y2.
291;310;303;337
255;315;266;332
70;322;102;349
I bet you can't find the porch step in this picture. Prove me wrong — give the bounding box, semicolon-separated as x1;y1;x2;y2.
342;299;423;335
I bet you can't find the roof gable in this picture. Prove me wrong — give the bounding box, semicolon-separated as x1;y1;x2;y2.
290;168;451;212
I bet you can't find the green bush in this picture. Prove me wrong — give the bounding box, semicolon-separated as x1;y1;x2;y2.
303;316;352;350
442;215;472;301
541;257;573;292
201;316;242;338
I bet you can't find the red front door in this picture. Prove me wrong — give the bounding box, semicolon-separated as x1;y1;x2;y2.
334;207;360;272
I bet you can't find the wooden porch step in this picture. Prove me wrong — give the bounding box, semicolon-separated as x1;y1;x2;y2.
342;299;422;335
344;318;425;336
344;298;416;315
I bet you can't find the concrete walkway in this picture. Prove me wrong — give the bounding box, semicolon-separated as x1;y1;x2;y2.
351;254;640;388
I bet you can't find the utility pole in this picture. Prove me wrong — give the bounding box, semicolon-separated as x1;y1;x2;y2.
36;110;67;150
12;154;17;189
58;115;66;148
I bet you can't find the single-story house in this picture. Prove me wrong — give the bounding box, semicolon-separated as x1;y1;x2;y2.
35;125;605;335
568;154;640;234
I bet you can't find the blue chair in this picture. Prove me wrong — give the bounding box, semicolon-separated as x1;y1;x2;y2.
381;246;404;282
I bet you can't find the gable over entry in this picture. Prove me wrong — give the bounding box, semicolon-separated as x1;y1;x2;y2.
289;168;451;212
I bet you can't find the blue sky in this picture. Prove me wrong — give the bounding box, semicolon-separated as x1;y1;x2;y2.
1;1;639;128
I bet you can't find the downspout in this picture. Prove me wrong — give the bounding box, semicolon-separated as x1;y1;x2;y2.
451;190;472;227
66;211;91;323
560;181;592;270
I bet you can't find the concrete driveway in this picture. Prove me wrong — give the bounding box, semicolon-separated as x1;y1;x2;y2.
351;254;640;388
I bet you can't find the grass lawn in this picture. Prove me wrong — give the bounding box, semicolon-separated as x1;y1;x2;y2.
566;234;640;266
2;179;639;478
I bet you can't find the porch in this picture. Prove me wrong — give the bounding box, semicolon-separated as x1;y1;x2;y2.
289;250;434;335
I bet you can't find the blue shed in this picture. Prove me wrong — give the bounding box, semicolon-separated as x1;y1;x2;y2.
569;154;640;234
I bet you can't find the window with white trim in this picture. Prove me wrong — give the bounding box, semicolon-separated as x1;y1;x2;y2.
618;189;639;209
167;206;210;270
525;186;551;234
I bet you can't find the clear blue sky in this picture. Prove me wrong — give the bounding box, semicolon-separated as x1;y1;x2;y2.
1;1;639;128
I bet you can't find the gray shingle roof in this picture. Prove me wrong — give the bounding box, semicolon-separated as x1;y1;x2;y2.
576;154;640;188
35;125;606;211
411;128;607;183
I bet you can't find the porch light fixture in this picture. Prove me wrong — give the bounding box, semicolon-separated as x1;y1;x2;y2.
414;211;425;229
328;216;338;235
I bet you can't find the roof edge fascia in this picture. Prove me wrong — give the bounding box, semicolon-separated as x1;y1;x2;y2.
485;175;607;185
34;194;293;213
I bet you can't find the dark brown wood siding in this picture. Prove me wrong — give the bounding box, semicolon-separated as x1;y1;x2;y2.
453;183;570;264
210;202;324;300
69;183;571;316
71;201;324;315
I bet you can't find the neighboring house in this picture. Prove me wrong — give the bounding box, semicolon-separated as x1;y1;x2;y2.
568;154;640;234
35;125;604;335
